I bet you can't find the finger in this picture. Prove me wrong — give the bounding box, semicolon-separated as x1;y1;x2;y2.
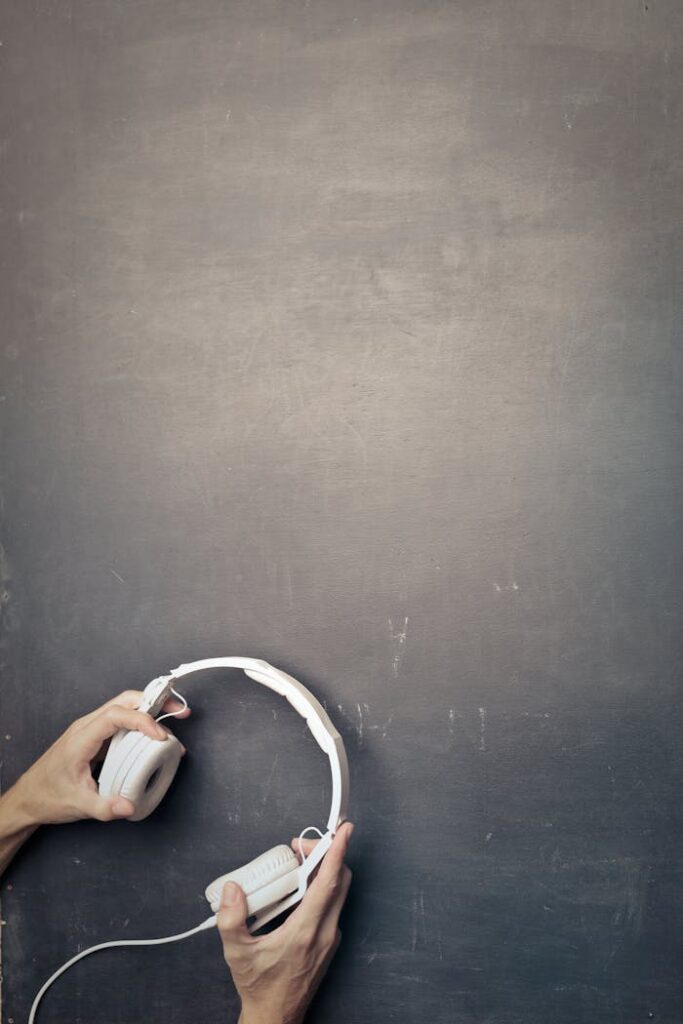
75;690;191;729
73;706;168;760
289;861;352;939
325;864;353;924
107;690;144;710
290;824;353;860
161;697;191;718
311;822;353;887
288;862;352;934
88;693;191;721
71;690;146;731
291;837;320;858
216;882;253;958
290;837;327;879
78;790;136;822
289;823;354;923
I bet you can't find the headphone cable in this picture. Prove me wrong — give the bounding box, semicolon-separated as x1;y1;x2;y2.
28;915;217;1024
31;821;325;1021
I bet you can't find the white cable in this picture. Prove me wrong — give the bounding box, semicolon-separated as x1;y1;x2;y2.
155;687;189;725
28;915;216;1024
296;825;325;866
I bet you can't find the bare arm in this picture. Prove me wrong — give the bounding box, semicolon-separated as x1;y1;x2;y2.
0;785;38;875
0;689;189;877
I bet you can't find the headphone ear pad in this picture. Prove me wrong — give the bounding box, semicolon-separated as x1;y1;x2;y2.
99;729;183;822
205;845;300;915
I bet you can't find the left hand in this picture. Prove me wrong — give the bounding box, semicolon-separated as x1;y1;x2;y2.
7;690;190;826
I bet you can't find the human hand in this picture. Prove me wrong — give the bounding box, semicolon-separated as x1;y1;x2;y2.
218;822;354;1024
5;689;190;827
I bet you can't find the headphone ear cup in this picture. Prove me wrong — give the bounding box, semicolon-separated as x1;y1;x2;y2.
99;728;183;822
118;731;183;821
205;844;300;915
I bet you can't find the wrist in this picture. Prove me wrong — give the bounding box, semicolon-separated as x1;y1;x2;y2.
238;1008;299;1024
238;1007;304;1024
0;776;42;833
239;1012;284;1024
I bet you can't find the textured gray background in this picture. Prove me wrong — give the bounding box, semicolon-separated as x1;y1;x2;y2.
1;1;682;1022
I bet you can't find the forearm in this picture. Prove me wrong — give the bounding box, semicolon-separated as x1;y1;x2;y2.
0;779;39;876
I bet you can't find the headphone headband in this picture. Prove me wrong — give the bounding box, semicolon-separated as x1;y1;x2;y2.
142;657;349;835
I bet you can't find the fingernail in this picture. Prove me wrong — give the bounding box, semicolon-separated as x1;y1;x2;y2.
155;727;167;740
222;882;238;906
112;798;132;817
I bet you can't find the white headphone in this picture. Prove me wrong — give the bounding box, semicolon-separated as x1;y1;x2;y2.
29;658;350;1023
100;657;350;929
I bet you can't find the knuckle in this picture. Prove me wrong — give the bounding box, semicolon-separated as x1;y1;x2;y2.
216;918;243;943
116;690;140;706
325;874;341;897
222;946;239;969
293;923;316;951
220;939;251;972
216;913;233;936
321;923;338;949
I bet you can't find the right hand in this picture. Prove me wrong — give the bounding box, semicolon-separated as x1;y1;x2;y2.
218;822;354;1024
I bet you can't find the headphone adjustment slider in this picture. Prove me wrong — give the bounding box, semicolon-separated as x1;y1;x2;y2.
139;675;175;717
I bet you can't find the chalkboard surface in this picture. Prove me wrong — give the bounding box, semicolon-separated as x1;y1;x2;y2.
1;2;682;1022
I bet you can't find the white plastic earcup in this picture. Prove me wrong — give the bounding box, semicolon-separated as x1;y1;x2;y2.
99;728;183;822
205;844;300;916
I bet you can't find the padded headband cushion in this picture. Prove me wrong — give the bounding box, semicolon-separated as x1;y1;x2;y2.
117;732;184;822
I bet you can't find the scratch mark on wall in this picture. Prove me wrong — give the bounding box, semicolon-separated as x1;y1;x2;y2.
261;754;279;806
411;888;427;954
356;703;370;748
389;616;409;677
110;568;126;584
367;711;393;740
338;702;391;743
478;707;487;752
450;709;479;752
607;763;616;793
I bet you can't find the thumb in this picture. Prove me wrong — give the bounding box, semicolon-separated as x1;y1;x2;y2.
81;791;136;821
216;882;250;955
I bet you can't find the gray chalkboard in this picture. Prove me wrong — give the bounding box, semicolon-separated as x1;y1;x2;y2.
1;1;682;1022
